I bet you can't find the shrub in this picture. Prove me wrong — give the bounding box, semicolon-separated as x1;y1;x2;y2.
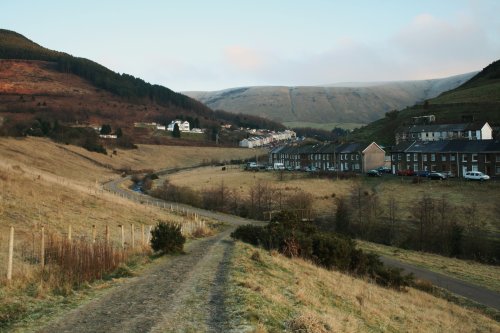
232;213;413;290
150;222;186;254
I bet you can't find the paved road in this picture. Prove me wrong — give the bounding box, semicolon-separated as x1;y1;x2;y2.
381;256;500;311
105;169;500;312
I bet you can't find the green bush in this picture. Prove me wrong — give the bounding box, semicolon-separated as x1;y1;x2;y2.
150;222;186;254
231;211;413;290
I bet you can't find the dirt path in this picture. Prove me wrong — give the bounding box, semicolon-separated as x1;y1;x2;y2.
38;228;238;333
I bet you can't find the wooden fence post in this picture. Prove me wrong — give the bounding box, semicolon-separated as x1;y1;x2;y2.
7;226;14;281
147;225;152;244
40;226;45;269
119;225;124;249
105;225;109;244
68;224;72;242
92;225;96;243
131;224;135;249
141;225;145;246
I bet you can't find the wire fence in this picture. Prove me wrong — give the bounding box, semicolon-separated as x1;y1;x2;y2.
0;217;207;286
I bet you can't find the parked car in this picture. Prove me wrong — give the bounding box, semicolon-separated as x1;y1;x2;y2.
397;169;415;176
464;171;490;181
327;166;338;172
286;166;295;171
367;169;381;177
377;166;392;173
429;172;447;180
442;171;455;178
305;166;318;172
415;170;430;177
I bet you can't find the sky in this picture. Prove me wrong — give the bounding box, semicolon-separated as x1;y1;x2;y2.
2;0;499;91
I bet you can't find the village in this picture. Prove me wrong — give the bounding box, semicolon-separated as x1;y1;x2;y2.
266;118;498;180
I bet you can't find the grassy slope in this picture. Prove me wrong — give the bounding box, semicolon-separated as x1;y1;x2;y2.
228;242;499;332
351;59;500;145
0;136;259;329
357;241;500;294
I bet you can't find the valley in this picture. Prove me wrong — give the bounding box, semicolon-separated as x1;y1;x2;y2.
1;25;499;333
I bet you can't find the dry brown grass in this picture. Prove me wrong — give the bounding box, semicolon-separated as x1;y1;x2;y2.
169;167;500;233
167;166;355;214
229;242;500;332
0;136;227;329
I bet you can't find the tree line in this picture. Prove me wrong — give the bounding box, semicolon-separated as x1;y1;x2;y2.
321;186;499;264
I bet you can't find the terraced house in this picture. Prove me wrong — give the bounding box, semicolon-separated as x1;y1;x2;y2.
395;121;492;144
390;139;500;177
269;142;385;172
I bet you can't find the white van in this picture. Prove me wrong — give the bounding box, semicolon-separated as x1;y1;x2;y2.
273;162;285;170
464;171;490;181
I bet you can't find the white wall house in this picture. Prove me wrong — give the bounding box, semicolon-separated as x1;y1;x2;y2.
238;130;296;148
167;120;190;132
396;122;492;144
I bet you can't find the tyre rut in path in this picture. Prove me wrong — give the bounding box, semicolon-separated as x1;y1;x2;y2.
38;228;236;333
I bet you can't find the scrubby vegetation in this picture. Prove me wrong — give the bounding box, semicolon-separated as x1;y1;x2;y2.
150;222;186;254
231;211;413;290
317;188;500;264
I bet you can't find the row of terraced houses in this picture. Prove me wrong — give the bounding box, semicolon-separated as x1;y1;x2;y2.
269;121;500;177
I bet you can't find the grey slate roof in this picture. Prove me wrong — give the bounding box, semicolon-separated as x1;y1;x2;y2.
390;140;500;153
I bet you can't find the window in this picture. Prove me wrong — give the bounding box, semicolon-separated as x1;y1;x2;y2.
414;153;418;161
406;154;410;162
355;163;360;170
472;165;478;171
462;154;467;162
496;166;500;174
450;155;456;162
413;163;418;171
496;154;500;162
485;155;491;163
423;154;428;162
398;154;402;161
351;155;354;160
472;154;478;162
441;155;446;162
431;154;436;161
356;155;359;160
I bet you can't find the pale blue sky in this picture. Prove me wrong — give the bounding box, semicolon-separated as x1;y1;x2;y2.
2;0;499;91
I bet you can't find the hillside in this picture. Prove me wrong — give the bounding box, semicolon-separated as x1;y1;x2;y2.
184;73;475;129
228;242;499;332
0;29;282;141
350;59;500;145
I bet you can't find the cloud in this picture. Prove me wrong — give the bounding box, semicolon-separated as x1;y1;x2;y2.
224;45;266;72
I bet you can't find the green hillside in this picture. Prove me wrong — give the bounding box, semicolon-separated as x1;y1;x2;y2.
350;59;500;145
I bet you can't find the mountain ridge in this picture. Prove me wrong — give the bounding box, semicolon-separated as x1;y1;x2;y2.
184;72;476;128
349;59;500;145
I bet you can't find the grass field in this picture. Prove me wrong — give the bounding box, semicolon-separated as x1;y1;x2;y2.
167;167;500;233
228;242;500;332
166;166;355;214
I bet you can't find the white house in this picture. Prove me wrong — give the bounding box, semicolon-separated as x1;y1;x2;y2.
167;120;190;132
395;122;492;144
239;130;296;148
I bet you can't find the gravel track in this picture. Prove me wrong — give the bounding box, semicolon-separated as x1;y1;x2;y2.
39;229;236;333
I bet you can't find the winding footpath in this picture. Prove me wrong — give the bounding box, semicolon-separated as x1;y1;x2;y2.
38;167;499;332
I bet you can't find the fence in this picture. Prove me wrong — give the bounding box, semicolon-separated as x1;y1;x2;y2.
0;217;207;286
